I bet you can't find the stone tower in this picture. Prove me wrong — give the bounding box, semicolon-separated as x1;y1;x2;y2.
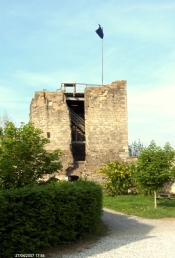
30;80;128;181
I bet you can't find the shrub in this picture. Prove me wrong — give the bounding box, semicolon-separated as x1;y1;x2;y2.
98;160;136;196
0;180;102;257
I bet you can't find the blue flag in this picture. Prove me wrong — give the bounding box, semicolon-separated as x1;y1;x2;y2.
96;24;104;39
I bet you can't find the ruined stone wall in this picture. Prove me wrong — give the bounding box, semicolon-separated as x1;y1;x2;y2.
30;90;73;174
84;80;128;179
30;80;129;181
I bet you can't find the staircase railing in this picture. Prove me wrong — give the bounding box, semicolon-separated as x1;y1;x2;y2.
69;109;85;133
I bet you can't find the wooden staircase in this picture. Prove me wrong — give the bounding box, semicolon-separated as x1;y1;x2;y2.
69;109;85;133
69;108;85;161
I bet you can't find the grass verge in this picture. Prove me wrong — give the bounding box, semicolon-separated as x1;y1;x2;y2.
103;194;175;219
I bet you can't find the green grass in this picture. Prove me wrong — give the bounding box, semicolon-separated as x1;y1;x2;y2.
103;194;175;219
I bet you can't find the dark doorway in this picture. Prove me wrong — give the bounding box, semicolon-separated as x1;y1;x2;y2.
66;97;85;161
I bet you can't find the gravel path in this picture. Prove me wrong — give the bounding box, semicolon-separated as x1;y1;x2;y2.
61;208;175;258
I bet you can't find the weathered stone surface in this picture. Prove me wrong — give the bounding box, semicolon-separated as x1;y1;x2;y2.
30;90;73;172
85;80;128;168
30;80;128;181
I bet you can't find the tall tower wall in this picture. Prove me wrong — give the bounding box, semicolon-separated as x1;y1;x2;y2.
30;80;128;181
84;80;128;178
30;90;73;174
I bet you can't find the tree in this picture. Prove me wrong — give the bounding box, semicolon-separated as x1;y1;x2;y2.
134;140;175;208
0;111;12;128
0;121;62;189
128;139;145;157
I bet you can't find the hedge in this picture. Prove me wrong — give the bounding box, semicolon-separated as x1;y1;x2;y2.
0;180;102;257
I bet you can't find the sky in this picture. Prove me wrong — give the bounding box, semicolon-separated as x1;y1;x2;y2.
0;0;175;148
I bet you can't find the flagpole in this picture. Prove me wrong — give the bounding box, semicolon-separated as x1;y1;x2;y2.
95;24;104;86
102;37;103;86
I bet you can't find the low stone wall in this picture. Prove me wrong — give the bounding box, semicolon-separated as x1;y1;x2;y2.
161;182;175;194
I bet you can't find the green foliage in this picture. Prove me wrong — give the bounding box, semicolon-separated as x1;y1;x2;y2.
134;140;175;193
103;194;175;219
0;180;102;257
98;160;136;196
0;121;62;189
133;140;175;208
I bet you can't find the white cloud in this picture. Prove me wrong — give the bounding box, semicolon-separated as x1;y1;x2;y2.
129;84;175;111
128;83;175;147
